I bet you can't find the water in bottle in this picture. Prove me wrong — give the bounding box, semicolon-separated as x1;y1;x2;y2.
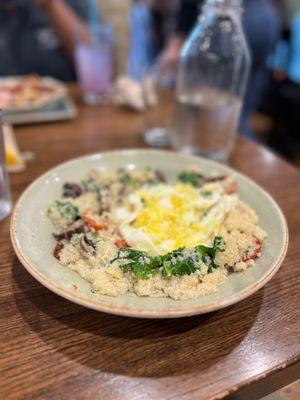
172;0;250;161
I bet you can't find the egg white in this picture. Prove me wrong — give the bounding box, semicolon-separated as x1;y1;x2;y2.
114;184;236;255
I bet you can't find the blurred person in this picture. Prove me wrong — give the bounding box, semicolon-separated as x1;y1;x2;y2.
159;0;283;138
148;0;180;55
0;0;88;81
259;1;300;158
97;0;131;75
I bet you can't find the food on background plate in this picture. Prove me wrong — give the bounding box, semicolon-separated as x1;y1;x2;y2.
48;167;267;300
0;75;63;110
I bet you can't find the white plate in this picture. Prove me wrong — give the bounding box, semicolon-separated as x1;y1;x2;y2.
0;76;67;113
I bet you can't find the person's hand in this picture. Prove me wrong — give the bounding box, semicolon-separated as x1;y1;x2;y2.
33;0;49;7
33;0;57;12
158;35;185;73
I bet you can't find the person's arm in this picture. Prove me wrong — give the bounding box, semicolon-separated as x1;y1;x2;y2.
34;0;88;58
159;0;201;70
175;0;201;37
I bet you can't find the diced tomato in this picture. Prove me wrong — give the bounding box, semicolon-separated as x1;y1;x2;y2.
115;239;129;248
225;184;237;195
206;175;237;194
224;177;237;195
83;212;108;231
241;239;262;262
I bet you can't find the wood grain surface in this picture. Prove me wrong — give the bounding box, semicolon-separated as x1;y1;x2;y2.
0;86;300;400
278;379;300;400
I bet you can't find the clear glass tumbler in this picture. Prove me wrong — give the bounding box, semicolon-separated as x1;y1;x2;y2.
142;64;176;147
74;26;114;105
0;115;12;220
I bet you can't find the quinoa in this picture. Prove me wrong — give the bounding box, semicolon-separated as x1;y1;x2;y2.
48;168;267;300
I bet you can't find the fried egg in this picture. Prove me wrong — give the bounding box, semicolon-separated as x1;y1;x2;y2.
114;183;237;255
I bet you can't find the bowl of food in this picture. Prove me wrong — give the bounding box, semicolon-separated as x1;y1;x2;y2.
11;150;288;318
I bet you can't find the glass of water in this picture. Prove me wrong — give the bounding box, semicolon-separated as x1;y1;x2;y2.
142;64;176;147
0;114;12;220
74;26;114;105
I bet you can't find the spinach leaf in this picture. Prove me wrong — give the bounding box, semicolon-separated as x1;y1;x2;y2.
178;171;204;187
196;236;224;273
111;237;224;279
117;168;131;184
49;200;79;224
201;190;212;196
81;178;101;197
160;248;199;277
117;168;141;189
111;248;161;280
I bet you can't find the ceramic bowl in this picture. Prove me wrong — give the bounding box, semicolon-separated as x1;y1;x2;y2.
10;150;288;318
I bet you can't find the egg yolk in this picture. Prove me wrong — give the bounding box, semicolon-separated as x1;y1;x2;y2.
133;183;210;250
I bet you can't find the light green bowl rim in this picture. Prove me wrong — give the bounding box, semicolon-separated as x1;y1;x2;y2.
10;149;289;318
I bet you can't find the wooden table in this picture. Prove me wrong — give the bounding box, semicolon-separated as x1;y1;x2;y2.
1;86;300;400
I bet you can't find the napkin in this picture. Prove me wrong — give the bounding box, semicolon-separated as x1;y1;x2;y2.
113;75;157;112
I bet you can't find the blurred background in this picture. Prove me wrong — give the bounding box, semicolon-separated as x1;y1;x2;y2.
1;0;300;167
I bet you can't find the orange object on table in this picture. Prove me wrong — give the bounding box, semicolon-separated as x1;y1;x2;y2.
3;123;25;172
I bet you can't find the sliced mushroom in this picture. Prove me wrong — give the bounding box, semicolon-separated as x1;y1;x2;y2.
53;242;64;260
155;170;166;183
53;220;84;240
80;235;97;256
203;175;237;194
204;175;227;183
63;183;83;198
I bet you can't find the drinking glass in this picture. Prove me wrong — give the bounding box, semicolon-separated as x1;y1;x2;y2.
142;64;176;147
74;26;114;105
0;114;12;220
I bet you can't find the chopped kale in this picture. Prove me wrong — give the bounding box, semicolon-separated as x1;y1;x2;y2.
197;236;225;273
111;248;160;279
160;248;199;277
117;168;131;184
117;168;141;189
111;237;224;279
178;171;204;187
81;178;101;197
48;200;79;224
201;190;212;196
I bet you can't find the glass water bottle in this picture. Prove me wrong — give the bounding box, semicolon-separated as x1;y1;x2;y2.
171;0;251;161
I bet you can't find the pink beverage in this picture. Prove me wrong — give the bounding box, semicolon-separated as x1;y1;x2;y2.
0;114;11;221
74;28;113;105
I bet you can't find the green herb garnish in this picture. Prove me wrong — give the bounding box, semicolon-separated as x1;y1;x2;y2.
111;248;161;279
178;171;204;187
117;168;141;189
197;236;225;273
48;200;79;224
160;247;199;277
117;168;131;184
201;190;212;196
81;178;101;197
111;236;224;279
